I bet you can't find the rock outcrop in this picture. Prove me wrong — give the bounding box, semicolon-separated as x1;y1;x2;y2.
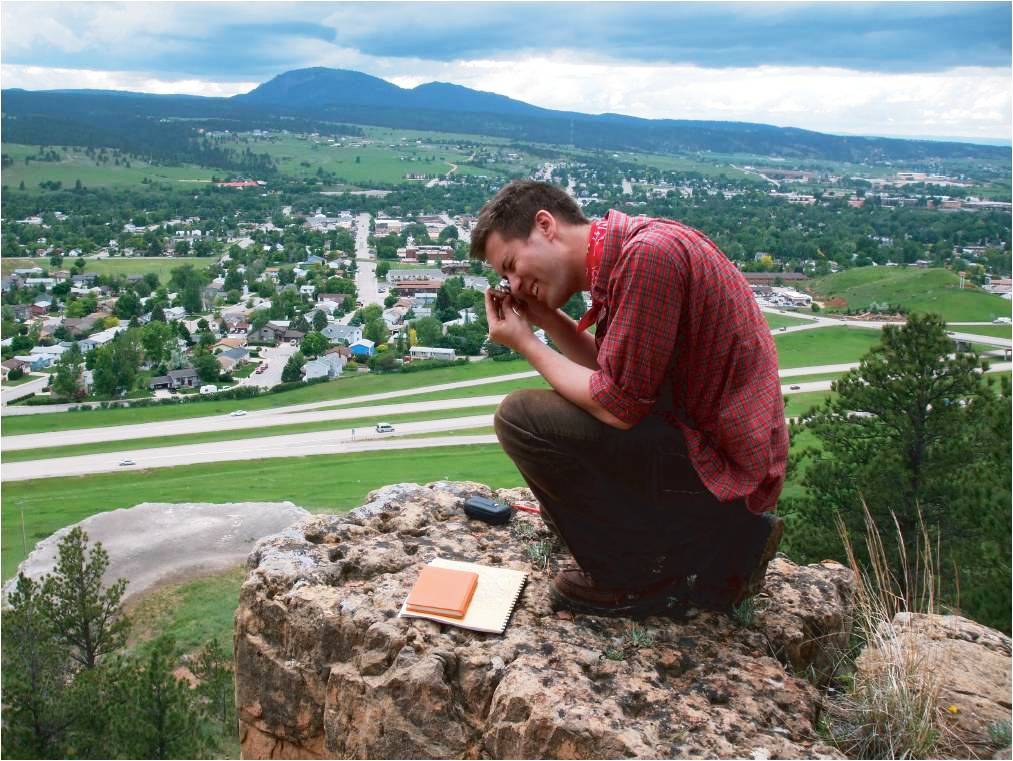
5;501;309;603
234;481;855;759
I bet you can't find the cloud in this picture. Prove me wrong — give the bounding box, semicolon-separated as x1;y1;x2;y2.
0;2;1009;140
1;1;1010;76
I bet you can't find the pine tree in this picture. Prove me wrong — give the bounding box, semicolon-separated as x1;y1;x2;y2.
1;574;77;759
41;527;130;669
786;313;1011;630
112;637;208;759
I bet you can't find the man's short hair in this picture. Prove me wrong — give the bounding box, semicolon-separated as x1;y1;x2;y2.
470;180;589;261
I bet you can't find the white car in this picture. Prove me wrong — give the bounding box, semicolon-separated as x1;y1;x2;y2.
230;410;247;417
992;317;1011;325
375;423;395;433
118;459;136;467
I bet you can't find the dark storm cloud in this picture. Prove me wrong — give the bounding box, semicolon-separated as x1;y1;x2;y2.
3;2;1009;80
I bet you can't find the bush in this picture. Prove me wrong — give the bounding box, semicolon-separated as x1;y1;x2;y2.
399;358;468;373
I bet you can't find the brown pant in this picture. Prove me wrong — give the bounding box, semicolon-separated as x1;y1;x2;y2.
494;388;764;592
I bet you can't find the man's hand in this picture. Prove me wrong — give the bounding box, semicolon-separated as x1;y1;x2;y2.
485;290;536;354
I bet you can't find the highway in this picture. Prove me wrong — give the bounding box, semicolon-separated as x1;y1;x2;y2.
3;359;1009;480
3;417;500;482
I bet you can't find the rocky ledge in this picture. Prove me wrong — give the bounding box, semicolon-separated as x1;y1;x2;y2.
234;481;856;759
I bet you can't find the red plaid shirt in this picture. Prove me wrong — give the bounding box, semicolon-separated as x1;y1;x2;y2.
588;211;788;513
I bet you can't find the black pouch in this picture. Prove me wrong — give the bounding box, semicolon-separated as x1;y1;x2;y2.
462;495;513;525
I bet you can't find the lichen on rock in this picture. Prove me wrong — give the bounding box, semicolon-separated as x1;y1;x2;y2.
235;481;854;759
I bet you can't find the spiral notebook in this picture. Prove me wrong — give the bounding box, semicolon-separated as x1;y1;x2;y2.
398;558;528;634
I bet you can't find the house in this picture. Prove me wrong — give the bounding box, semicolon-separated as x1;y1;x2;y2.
299;284;317;298
393;279;442;297
13;354;48;371
386;269;444;284
168;367;200;389
313;299;342;316
325;345;353;360
217;347;250;373
302;353;345;380
30;345;68;362
250;321;288;345
215;337;248;351
349;338;375;358
2;357;30;378
321;323;362;345
11;304;31;321
78;326;125;353
409;346;457;361
163;306;186;321
62;314;101;337
282;329;305;344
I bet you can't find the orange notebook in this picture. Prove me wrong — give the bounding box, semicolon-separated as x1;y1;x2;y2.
405;565;479;618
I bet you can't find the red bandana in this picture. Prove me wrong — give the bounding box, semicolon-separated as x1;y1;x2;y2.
576;218;608;332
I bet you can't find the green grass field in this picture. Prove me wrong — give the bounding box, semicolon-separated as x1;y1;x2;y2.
1;143;220;188
1;443;521;580
1;359;536;437
774;326;882;368
127;564;247;658
0;256;212;280
951;324;1013;339
808;267;1011;322
764;313;818;329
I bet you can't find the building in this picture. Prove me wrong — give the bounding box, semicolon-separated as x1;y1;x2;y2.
321;323;363;345
392;279;442;297
409;346;456;361
349;338;375;358
302;353;345;380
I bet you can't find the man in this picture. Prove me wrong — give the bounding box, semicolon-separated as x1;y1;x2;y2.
471;180;788;616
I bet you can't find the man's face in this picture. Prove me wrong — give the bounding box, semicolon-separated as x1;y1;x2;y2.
485;226;569;310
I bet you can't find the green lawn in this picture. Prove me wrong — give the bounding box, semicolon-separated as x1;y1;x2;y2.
3;404;501;462
1;359;535;436
950;324;1013;339
127;564;248;659
1;373;40;387
1;443;523;580
0;256;212;280
783;391;835;419
764;313;818;329
1;143;221;188
808;267;1011;322
774;326;882;368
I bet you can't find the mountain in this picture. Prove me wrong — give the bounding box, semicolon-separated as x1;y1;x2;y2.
2;67;1008;164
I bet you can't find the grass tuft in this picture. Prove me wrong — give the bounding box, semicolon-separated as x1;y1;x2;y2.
823;502;950;759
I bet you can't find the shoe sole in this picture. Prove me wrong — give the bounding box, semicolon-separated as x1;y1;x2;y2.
739;514;784;603
550;586;685;618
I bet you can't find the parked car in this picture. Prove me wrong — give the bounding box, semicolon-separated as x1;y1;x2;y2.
230;410;247;417
375;423;395;433
255;364;266;374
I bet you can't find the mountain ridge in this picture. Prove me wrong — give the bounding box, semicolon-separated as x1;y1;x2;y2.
2;66;1008;161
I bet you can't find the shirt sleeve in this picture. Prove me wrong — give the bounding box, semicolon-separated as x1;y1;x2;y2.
589;240;684;426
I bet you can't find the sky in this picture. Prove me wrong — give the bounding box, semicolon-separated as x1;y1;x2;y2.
1;1;1011;143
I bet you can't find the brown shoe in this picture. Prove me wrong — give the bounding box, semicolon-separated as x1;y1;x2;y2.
551;568;682;616
692;513;784;611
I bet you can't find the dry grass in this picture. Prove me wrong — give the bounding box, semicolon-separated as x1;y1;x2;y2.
824;502;958;759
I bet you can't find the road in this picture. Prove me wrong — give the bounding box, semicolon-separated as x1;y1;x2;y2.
239;342;297;389
5;359;1010;480
0;374;48;405
2;394;510;451
3;418;501;481
354;212;382;308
